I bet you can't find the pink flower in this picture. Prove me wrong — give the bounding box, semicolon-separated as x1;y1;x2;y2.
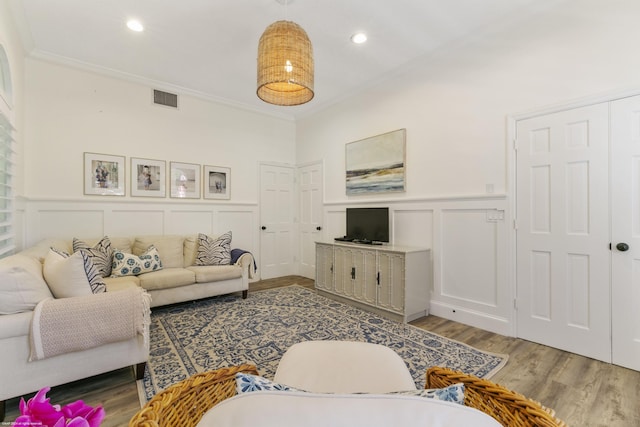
15;387;64;427
62;400;105;427
15;387;105;427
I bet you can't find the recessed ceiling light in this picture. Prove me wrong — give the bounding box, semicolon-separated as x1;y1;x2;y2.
351;32;367;44
127;19;144;32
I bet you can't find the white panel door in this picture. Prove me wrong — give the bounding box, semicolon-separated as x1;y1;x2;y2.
259;163;295;279
611;95;640;371
298;162;323;279
516;103;611;362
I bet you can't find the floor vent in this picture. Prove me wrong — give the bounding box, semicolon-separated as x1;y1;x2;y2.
153;89;178;108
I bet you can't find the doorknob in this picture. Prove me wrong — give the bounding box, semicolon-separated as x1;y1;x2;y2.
316;226;322;231
261;226;267;230
616;242;630;252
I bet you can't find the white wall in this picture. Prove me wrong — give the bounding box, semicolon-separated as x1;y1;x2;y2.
24;59;296;202
296;0;640;333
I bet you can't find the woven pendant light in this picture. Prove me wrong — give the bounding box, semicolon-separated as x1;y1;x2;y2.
257;20;314;106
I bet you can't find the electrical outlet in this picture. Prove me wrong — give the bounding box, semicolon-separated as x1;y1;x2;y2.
486;210;505;222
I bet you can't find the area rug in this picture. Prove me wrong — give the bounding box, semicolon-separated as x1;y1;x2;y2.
138;285;507;402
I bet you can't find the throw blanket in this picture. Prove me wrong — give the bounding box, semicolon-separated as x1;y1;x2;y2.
29;287;151;361
231;249;257;279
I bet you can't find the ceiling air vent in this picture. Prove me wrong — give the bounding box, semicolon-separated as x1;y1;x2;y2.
153;89;178;108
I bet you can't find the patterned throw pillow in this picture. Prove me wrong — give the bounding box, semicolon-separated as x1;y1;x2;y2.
73;236;113;277
389;383;465;404
111;245;163;277
44;248;107;297
236;373;301;393
235;373;465;405
195;231;231;266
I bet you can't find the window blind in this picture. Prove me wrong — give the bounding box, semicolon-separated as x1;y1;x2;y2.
0;112;15;257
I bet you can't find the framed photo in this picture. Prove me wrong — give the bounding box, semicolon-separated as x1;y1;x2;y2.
83;152;125;196
170;162;201;199
203;165;230;200
345;128;406;195
131;157;166;197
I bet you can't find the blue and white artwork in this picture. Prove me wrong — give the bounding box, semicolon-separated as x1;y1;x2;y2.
346;129;406;195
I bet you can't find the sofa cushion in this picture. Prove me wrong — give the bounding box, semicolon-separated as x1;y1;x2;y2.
0;254;53;314
43;249;106;297
134;235;184;268
183;235;199;267
195;232;231;266
111;246;163;277
196;391;502;427
137;268;196;291
73;235;113;277
187;265;242;283
103;275;141;292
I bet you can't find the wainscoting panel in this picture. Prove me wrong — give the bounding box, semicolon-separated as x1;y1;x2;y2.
165;210;214;236
324;196;512;336
111;209;165;236
440;209;498;306
39;209;105;240
21;198;260;276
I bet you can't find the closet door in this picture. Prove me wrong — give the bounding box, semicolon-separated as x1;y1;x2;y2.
516;103;611;362
611;95;640;371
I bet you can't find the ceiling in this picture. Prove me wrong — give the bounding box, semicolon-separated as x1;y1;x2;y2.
8;0;558;120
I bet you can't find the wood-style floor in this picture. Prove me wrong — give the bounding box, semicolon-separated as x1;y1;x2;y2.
4;276;639;426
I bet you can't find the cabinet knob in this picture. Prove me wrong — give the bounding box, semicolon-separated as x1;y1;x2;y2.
316;226;322;231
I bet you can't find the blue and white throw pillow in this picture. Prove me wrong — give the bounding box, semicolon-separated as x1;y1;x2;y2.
73;236;113;277
111;245;163;277
235;372;464;405
195;232;232;266
236;373;301;394
390;383;465;404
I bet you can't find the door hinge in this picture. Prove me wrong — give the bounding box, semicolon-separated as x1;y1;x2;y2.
513;139;518;151
513;219;518;230
513;298;518;310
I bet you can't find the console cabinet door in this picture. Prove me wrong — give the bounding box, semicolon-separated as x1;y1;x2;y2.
377;251;405;314
353;248;377;305
315;243;334;292
333;246;352;298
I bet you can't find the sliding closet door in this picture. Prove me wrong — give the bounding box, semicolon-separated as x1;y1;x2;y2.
515;103;611;362
611;95;640;371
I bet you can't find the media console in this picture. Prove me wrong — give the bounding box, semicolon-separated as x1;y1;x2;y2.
315;241;431;322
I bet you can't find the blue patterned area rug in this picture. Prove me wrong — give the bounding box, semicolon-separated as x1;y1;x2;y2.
138;285;507;402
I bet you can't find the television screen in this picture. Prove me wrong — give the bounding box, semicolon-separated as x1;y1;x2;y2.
346;207;389;243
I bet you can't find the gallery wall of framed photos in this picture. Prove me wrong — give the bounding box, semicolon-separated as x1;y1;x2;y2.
83;152;230;200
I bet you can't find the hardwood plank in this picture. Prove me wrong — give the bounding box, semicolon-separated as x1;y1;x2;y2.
4;276;639;427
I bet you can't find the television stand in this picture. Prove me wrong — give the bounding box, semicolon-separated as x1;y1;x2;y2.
315;241;431;322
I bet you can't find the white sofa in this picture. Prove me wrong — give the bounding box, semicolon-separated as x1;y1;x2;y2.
0;233;255;421
20;234;255;307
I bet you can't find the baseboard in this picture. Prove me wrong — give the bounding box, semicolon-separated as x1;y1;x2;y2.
429;301;513;337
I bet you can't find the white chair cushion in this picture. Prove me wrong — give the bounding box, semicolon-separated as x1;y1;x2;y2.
274;341;417;393
196;391;502;427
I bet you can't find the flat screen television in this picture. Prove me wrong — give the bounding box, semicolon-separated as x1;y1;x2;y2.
346;207;390;243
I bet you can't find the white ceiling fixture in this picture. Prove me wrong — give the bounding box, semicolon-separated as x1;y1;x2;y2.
351;32;367;44
126;19;144;32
